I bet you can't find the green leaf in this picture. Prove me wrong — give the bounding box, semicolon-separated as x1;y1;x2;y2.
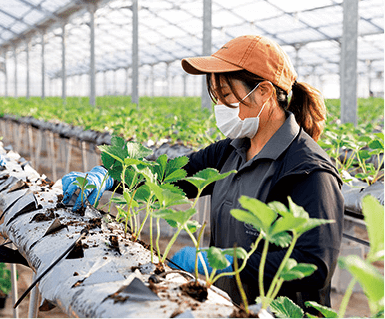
295;218;335;236
164;156;189;177
85;184;97;189
304;301;338;318
152;207;196;227
362;195;384;261
185;219;200;233
270;296;304;318
358;149;372;160
280;259;317;281
134;184;152;203
221;247;248;260
339;255;384;312
163;169;187;183
232;196;277;234
270;215;308;237
126;141;153;159
201;247;231;270
369;139;384;150
184;168;236;192
98;146;126;164
270;232;292;248
153;154;168;182
124;158;152;167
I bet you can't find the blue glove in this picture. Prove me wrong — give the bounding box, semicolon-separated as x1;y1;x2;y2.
62;166;114;211
0;155;5;167
169;246;233;275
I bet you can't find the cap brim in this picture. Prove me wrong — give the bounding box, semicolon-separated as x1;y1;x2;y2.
181;56;243;75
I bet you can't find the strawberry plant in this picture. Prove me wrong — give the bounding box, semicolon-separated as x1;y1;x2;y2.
229;196;333;312
73;174;96;207
268;195;384;318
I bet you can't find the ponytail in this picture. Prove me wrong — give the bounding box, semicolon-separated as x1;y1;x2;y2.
287;81;326;142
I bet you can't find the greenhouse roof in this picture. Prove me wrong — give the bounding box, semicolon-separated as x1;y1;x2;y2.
0;0;383;81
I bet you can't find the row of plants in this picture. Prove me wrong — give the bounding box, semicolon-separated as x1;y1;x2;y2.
0;96;383;184
0;96;217;148
74;135;384;318
320;98;384;185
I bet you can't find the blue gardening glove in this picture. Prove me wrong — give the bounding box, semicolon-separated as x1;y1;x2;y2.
0;155;6;167
169;246;233;275
62;166;114;211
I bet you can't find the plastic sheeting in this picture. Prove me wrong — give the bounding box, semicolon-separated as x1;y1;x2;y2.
0;143;243;318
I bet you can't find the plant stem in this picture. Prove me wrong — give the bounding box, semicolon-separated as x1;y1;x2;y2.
109;183;121;214
338;278;357;318
265;234;299;304
191;189;203;208
94;172;109;209
156;218;162;261
150;215;154;263
212;233;263;284
234;246;249;314
194;222;207;283
184;226;209;280
161;227;182;263
269;277;284;302
259;238;270;307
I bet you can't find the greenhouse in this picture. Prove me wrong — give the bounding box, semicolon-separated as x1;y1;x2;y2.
0;0;383;318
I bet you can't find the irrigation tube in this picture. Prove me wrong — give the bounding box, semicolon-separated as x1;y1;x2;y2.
0;144;241;318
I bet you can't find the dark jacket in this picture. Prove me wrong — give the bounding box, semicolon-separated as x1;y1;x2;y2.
177;128;344;312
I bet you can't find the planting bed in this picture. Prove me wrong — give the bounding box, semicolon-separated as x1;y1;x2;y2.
0;145;243;318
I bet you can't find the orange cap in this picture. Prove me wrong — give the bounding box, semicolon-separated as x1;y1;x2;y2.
182;35;297;93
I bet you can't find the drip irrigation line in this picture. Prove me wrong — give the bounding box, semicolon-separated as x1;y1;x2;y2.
14;228;89;309
342;233;370;247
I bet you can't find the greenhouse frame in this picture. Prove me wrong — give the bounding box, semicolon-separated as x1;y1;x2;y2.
0;0;383;124
0;1;383;318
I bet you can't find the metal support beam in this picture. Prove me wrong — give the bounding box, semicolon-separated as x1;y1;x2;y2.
151;65;154;97
340;0;358;125
89;4;96;106
131;0;139;105
201;0;212;109
367;60;372;97
13;47;17;97
41;32;45;99
61;23;67;102
26;41;30;99
3;52;7;97
183;74;187;97
103;71;107;96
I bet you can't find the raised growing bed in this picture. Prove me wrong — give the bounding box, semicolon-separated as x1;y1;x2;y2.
0;143;251;318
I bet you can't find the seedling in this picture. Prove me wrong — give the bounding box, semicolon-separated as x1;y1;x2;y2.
99;136;193;263
305;195;384;318
72;174;96;208
230;196;333;310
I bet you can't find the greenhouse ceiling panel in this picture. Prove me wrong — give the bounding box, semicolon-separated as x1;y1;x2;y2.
0;0;383;82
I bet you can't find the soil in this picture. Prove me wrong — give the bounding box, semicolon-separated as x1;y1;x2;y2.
180;281;208;302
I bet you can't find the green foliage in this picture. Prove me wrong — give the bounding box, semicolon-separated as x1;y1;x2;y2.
73;174;96;206
0;96;219;148
305;301;338;318
319;98;384;185
0;263;11;296
269;297;304;318
230;196;333;312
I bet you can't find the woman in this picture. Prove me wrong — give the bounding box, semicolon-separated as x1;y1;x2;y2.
62;35;344;311
174;34;344;310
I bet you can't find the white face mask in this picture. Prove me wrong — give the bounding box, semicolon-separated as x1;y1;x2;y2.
214;82;267;139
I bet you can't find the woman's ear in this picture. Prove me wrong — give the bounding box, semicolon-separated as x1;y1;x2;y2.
258;81;274;96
